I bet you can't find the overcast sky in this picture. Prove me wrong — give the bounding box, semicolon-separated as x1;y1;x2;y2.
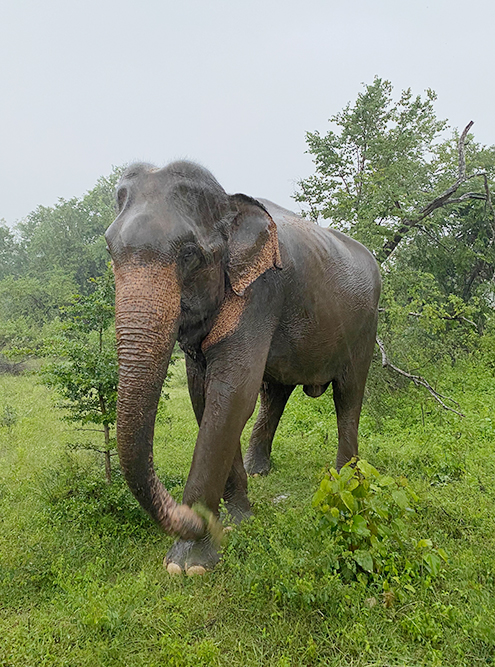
1;0;494;226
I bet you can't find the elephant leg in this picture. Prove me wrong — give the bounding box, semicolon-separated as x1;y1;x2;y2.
185;350;207;427
185;350;250;521
166;330;273;573
244;382;295;476
166;446;251;574
222;446;251;523
332;340;374;470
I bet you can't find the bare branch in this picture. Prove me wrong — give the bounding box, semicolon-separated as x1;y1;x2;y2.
376;337;465;417
378;307;477;328
380;121;475;262
444;192;486;204
407;311;477;328
482;172;495;245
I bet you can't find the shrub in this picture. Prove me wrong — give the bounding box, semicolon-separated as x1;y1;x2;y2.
312;459;447;590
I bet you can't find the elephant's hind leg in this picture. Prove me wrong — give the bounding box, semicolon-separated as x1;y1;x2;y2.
244;382;295;476
332;337;375;470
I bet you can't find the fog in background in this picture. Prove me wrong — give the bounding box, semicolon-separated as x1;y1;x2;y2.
1;0;494;225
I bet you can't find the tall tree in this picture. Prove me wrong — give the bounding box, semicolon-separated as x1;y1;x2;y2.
16;166;123;292
296;78;495;276
296;78;495;409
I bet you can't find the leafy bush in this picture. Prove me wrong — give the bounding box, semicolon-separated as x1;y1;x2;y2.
312;459;447;590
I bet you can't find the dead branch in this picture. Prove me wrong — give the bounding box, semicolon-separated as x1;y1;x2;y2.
408;311;477;328
377;307;477;328
380;121;484;262
67;441;118;455
376;337;465;417
482;172;495;244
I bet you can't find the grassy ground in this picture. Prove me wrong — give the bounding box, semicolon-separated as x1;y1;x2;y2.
0;356;494;666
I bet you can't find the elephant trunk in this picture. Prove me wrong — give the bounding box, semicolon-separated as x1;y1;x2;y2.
114;259;205;540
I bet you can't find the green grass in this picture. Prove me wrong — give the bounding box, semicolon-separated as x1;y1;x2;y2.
0;357;494;666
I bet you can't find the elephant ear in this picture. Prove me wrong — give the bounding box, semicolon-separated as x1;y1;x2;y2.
227;194;282;296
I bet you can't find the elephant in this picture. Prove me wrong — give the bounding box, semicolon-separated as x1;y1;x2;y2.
105;160;381;574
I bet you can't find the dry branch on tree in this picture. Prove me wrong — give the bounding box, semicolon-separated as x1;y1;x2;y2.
376;337;465;417
377;307;477;329
380;121;494;262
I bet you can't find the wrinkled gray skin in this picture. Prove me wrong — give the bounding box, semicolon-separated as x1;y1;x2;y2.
105;160;381;573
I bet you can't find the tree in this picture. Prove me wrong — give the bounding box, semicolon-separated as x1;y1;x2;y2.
0;166;124;361
0;221;25;279
41;267;118;482
295;78;447;254
296;78;495;413
15;166;123;293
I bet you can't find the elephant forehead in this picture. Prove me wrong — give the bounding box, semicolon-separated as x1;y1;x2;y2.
108;199;221;258
115;202;185;246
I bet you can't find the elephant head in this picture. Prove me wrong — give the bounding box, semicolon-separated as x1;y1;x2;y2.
105;161;281;540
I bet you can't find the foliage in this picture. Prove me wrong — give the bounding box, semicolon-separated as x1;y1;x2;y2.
14;167;123;292
0;167;123;362
295;78;447;250
0;272;79;357
312;459;447;591
0;221;24;279
40;267;118;481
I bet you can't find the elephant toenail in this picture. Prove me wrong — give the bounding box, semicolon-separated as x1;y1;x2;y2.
186;565;206;576
166;561;183;575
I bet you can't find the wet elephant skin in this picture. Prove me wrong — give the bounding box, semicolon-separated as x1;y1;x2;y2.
105;160;381;572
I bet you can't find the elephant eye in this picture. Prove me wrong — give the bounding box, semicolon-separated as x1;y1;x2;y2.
179;244;203;273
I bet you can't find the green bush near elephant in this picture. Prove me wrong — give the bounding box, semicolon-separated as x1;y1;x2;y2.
312;459;447;588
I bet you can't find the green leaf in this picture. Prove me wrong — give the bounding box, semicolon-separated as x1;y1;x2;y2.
350;515;371;537
312;489;325;507
377;475;395;487
423;552;441;577
353;550;374;573
347;478;359;492
340;490;355;512
391;489;409;510
416;538;433;549
321;478;333;494
356;460;379;478
406;486;419;502
339;465;356;483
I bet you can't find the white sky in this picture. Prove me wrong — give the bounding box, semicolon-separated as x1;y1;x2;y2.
1;0;494;225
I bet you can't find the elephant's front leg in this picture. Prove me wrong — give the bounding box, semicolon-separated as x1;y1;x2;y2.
166;341;270;574
185;350;251;523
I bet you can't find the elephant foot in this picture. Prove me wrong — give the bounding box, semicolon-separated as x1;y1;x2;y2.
164;535;221;575
244;446;271;476
222;493;253;525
